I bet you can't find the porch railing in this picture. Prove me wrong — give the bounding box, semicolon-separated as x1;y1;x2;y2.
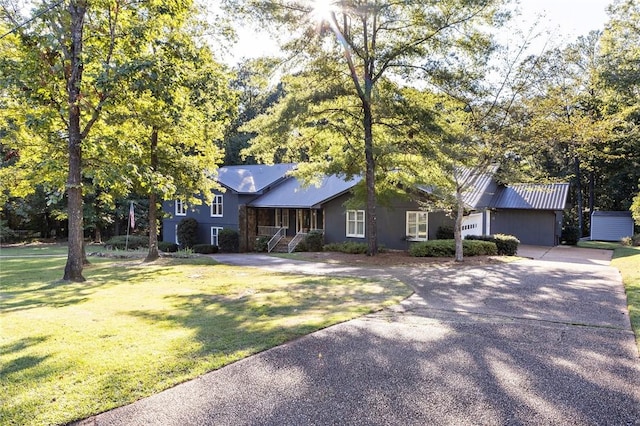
258;226;281;237
267;227;286;253
288;232;307;253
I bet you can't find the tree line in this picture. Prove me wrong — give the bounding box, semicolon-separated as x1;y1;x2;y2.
1;0;639;281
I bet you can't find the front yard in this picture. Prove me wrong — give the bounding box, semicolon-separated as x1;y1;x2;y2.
0;246;411;426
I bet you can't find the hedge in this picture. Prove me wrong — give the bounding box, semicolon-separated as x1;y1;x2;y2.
409;239;497;257
177;218;199;248
158;241;179;252
465;234;519;256
104;235;148;250
193;244;219;254
324;241;369;254
219;229;239;253
304;230;324;252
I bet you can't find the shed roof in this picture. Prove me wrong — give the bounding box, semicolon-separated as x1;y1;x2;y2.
217;164;296;194
591;211;632;217
490;183;569;210
249;174;361;208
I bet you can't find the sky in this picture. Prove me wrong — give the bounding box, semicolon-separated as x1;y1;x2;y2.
227;0;614;64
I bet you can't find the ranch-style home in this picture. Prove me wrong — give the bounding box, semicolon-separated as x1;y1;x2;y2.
162;163;569;251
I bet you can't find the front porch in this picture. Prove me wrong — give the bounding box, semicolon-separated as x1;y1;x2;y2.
239;206;324;252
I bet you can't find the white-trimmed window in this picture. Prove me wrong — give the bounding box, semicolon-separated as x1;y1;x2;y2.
175;200;187;216
211;226;223;246
346;210;365;238
210;195;223;217
406;211;428;241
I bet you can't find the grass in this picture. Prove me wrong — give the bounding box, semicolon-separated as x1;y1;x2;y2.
578;241;640;350
0;249;411;426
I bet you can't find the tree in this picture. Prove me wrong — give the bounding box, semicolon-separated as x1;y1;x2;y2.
1;1;234;274
238;0;509;255
599;0;640;217
112;11;236;262
515;33;616;237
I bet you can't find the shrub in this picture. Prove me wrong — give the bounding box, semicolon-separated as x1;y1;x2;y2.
304;230;324;252
177;218;199;249
436;225;454;240
219;228;239;253
255;236;269;252
561;226;580;245
0;220;18;243
193;244;219;254
104;235;148;250
158;241;179;252
465;234;519;256
409;239;497;257
324;241;369;254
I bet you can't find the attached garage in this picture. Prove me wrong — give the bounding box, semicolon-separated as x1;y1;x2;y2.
488;183;569;246
590;211;634;242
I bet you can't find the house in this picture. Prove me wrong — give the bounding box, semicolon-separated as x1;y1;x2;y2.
163;164;569;251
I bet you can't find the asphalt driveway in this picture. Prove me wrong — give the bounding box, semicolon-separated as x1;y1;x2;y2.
76;249;640;425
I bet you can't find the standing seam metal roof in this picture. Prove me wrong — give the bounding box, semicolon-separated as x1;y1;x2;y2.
489;183;569;210
249;175;362;208
217;164;297;194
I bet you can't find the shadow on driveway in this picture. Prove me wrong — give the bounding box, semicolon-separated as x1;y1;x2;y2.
76;252;640;426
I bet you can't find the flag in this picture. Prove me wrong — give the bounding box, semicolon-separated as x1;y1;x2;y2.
129;202;135;229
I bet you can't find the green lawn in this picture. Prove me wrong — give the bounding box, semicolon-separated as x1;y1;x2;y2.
0;249;411;426
578;241;640;349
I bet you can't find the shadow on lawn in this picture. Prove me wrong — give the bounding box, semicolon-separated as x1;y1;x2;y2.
0;257;196;313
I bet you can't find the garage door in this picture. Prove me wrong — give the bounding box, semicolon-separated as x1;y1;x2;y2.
461;213;483;238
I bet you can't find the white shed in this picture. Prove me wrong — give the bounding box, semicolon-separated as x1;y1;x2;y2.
590;211;634;242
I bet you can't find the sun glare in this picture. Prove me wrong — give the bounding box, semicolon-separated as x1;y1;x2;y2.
309;0;336;23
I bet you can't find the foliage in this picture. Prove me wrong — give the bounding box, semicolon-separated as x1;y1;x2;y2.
255;235;269;252
0;219;18;242
104;235;148;250
323;241;369;255
239;0;510;255
304;230;324;252
193;244;220;254
561;226;580;246
632;192;640;226
158;241;179;253
177;218;199;249
436;225;455;240
409;240;497;257
465;234;519;256
620;235;640;247
218;228;239;253
0;247;410;425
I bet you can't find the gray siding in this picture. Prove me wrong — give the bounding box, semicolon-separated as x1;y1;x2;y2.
323;194;455;250
591;212;634;241
163;190;245;245
490;210;559;246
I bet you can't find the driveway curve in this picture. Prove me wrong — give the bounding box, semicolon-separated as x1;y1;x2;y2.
76;250;640;426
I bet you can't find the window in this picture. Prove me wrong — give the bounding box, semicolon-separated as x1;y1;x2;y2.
211;227;223;246
346;210;365;238
175;200;187;216
210;195;223;217
406;211;428;241
175;224;179;244
275;209;290;229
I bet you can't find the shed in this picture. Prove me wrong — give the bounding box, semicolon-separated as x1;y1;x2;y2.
590;211;634;242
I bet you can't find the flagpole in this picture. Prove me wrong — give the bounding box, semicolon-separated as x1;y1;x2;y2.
125;203;131;251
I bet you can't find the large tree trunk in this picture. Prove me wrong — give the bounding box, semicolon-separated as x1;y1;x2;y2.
63;1;87;282
145;129;160;262
363;101;377;256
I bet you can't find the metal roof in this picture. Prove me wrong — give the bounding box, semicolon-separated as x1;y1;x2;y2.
457;165;499;209
490;183;569;210
591;211;632;217
217;164;296;194
249;174;362;208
